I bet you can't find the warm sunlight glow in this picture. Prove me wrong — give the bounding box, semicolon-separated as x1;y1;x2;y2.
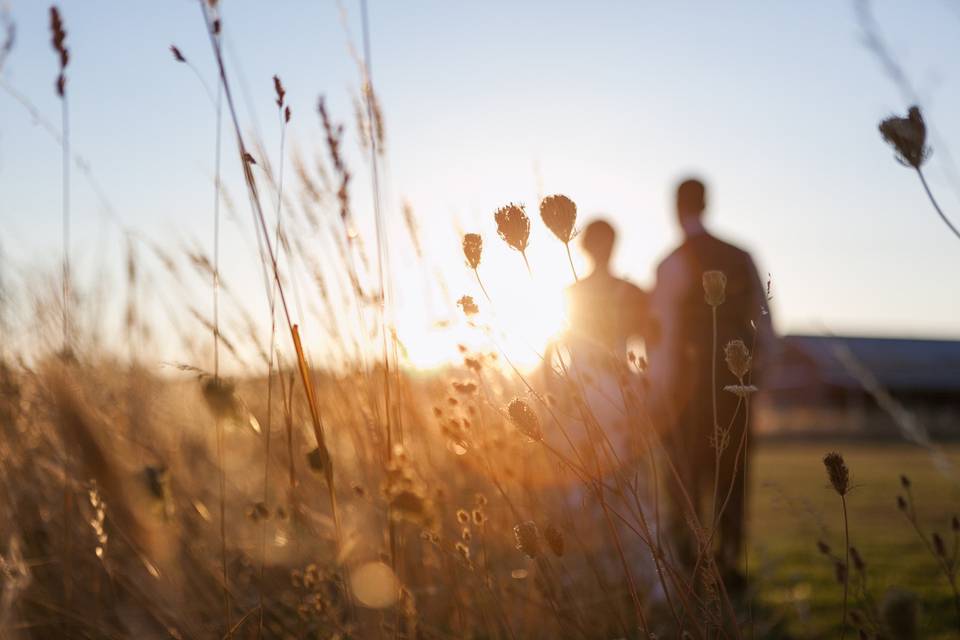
394;235;574;371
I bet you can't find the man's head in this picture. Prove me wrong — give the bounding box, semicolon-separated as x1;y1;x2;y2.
581;219;616;270
676;177;707;222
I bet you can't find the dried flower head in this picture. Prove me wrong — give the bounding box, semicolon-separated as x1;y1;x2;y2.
457;295;479;316
514;521;540;559
834;559;847;585
850;546;865;573
507;398;542;441
702;270;727;307
823;452;850;496
724;339;752;379
879;106;930;169
494;203;530;254
49;6;68;97
472;509;486;526
273;74;286;108
544;523;565;557
933;532;946;557
170;45;186;63
462;233;482;270
539;195;577;243
455;540;471;564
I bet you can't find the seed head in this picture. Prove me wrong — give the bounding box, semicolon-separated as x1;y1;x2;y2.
897;495;907;511
494;203;530;254
457;295;479;317
544;523;565;557
933;532;946;557
462;233;482;269
724;339;752;380
455;541;471;563
823;452;850;496
513;521;540;559
273;74;286;109
49;6;68;96
702;270;727;307
900;474;911;489
850;546;866;573
539;194;577;243
834;560;847;585
507;398;542;441
456;509;469;524
170;45;186;63
879;106;930;169
817;540;831;555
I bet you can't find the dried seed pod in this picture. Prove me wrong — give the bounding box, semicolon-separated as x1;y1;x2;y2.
462;233;482;269
823;452;850;496
724;339;752;379
539;194;577;243
507;398;542;441
850;546;866;573
879;106;929;169
494;203;530;254
544;523;565;557
514;521;540;559
702;270;727;307
457;295;479;316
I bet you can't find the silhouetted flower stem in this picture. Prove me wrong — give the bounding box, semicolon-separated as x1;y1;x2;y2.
564;242;579;282
916;168;960;242
841;494;850;640
473;269;492;303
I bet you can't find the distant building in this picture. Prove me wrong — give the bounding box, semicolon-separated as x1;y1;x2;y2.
759;335;960;439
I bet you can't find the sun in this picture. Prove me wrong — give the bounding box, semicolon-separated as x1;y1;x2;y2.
393;248;573;372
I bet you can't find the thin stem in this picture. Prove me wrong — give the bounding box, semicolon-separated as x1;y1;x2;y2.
710;306;721;530
61;91;70;355
211;59;230;638
917;168;960;241
564;242;579;282
473;268;493;303
841;494;850;640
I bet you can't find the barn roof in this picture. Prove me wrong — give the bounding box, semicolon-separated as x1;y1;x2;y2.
775;335;960;394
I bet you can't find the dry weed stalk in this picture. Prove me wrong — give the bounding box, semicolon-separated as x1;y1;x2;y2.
879;105;960;242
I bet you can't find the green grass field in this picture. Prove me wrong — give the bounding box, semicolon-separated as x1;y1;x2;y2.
750;441;960;638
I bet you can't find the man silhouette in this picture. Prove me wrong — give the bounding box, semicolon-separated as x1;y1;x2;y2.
648;178;773;584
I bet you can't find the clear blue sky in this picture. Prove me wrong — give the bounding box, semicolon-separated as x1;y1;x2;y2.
2;1;959;366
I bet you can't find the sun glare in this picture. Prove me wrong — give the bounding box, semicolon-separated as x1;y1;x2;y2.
394;242;572;372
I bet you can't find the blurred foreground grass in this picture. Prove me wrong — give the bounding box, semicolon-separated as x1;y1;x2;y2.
750;440;960;638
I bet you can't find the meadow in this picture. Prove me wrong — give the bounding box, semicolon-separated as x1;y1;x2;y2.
2;3;959;640
750;441;960;638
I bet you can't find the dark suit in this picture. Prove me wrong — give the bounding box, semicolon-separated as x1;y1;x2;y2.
650;228;771;573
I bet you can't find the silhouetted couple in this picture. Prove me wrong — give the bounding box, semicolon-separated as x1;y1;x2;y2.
562;178;773;594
